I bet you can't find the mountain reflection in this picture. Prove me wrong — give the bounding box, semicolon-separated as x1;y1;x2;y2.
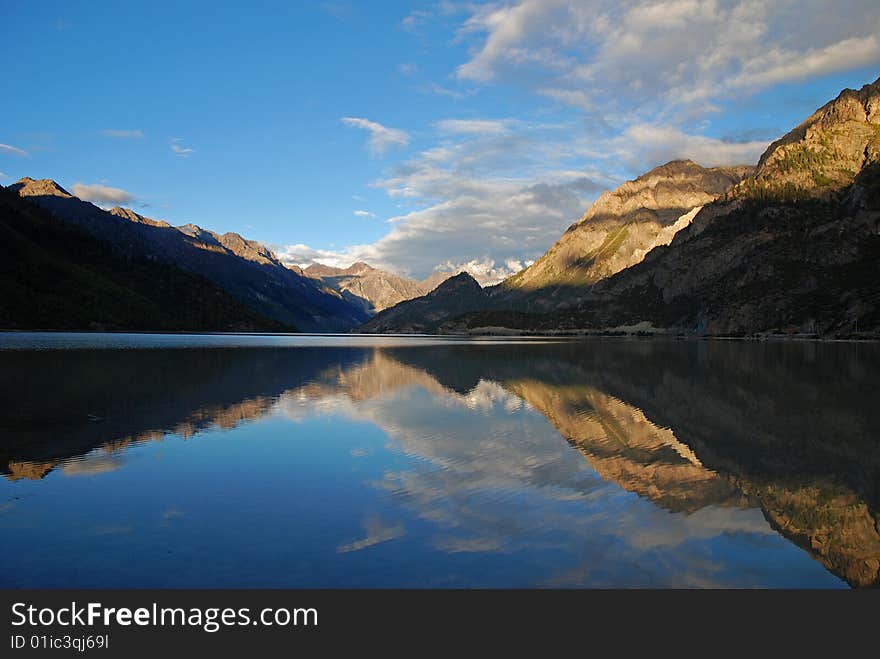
1;340;878;586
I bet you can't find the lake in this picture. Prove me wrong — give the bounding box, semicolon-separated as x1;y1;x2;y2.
1;333;878;588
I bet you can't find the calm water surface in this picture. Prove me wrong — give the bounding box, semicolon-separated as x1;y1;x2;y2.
1;333;878;588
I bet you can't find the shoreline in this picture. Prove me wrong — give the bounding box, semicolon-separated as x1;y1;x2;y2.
1;328;878;343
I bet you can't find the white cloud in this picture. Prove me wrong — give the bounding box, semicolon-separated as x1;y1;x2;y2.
354;209;376;218
341;117;410;155
274;243;363;270
101;129;144;139
274;2;880;283
726;34;880;93
435;257;532;286
453;0;880;115
0;171;7;179
364;169;599;280
456;0;577;83
435;118;513;135
604;124;770;170
170;138;194;157
0;143;28;157
278;119;610;279
71;183;137;207
538;88;594;111
275;113;763;281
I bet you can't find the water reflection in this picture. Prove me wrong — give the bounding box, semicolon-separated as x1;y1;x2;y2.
1;337;878;587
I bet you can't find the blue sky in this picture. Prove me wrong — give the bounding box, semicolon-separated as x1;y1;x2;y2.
2;1;879;281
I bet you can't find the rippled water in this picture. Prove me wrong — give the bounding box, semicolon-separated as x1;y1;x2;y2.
1;333;878;588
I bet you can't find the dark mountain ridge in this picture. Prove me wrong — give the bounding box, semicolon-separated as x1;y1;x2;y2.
359;271;487;333
0;184;285;331
9;179;369;332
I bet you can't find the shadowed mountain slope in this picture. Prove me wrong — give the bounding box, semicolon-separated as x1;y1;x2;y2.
359;272;487;333
9;179;369;331
0;185;286;331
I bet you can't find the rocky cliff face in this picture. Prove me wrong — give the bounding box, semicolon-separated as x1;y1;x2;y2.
9;179;370;332
498;160;752;301
747;77;880;197
303;261;453;313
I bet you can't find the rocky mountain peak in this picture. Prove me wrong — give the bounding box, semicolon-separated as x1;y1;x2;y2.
746;76;880;198
176;223;204;236
304;262;461;314
10;177;72;198
108;206;171;228
579;160;753;226
639;159;700;177
344;261;375;276
303;263;342;278
501;159;751;294
108;206;136;219
216;232;280;266
431;271;481;296
419;269;461;292
358;271;485;333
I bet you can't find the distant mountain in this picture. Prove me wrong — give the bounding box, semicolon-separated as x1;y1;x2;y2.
359;161;752;332
304;261;456;313
9;179;369;331
370;75;880;337
305;262;373;280
0;184;285;331
359;272;487;333
499;160;752;303
419;269;460;293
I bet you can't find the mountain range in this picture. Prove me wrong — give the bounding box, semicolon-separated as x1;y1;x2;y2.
5;179;376;331
362;75;880;337
1;178;460;332
0;184;285;332
3;75;879;336
360;160;755;333
303;261;456;313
